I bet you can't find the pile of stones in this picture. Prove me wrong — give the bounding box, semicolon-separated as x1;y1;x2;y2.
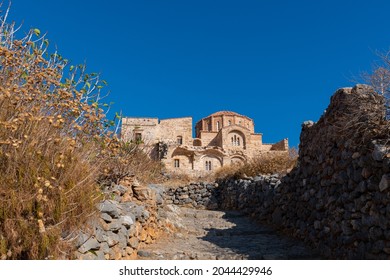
75;179;173;260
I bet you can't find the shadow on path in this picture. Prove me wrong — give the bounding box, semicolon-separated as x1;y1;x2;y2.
200;210;320;260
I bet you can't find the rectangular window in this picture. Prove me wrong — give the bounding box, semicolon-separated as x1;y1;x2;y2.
135;133;142;143
174;159;180;168
177;136;183;145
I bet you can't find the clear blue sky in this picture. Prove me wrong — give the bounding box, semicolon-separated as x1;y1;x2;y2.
7;0;390;147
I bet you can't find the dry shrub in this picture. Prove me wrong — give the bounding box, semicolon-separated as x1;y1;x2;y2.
214;149;298;180
99;141;164;186
159;172;193;188
0;6;113;259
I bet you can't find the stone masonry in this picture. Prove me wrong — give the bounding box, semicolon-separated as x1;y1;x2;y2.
160;85;390;259
121;111;288;177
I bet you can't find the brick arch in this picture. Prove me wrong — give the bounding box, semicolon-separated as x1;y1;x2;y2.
230;155;247;165
227;130;246;148
200;154;223;170
220;125;251;150
170;148;194;170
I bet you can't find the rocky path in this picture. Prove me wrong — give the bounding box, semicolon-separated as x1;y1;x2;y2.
138;207;320;260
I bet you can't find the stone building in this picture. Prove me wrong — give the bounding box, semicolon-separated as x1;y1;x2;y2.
121;111;288;176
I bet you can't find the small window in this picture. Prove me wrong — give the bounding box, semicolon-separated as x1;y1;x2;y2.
205;160;212;171
174;159;180;168
216;121;220;131
177;136;183;145
232;135;240;146
228;120;232;126
135;133;142;143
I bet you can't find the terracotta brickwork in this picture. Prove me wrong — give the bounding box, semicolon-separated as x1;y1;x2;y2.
121;111;288;176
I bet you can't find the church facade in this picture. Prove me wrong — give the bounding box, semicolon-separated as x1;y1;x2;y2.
121;111;288;176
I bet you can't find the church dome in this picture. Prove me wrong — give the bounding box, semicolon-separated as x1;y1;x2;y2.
208;111;245;118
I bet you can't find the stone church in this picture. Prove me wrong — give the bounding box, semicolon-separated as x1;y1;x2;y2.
121;111;288;176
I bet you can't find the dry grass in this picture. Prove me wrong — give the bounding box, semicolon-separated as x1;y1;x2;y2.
0;8;119;259
0;6;167;259
213;149;298;180
98;141;164;186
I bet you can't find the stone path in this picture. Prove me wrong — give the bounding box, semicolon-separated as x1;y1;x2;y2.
138;207;320;260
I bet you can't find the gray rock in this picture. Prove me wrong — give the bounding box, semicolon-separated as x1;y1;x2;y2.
137;250;151;258
78;251;98;260
78;237;100;254
372;142;390;161
112;184;128;195
95;228;108;243
118;226;129;248
148;184;165;205
109;220;122;231
120;202;149;223
379;174;390;192
100;242;110;254
302;120;314;127
97;200;121;218
106;232;120;247
128;237;139;249
75;232;90;248
121;215;135;228
100;213;113;222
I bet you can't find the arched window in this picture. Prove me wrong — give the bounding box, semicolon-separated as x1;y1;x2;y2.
174;159;180;168
233;135;237;146
216;121;220;131
228;120;232;126
205;161;212;171
177;136;183;145
231;134;242;146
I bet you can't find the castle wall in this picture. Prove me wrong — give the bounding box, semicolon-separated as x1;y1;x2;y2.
198;131;218;146
271;139;289;151
121;117;159;144
159;117;193;145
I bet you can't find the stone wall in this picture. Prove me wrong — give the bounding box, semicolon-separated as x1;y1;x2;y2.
75;180;177;260
159;117;193;146
121;117;193;146
121;117;159;144
162;85;390;259
120;85;389;259
271;138;289;151
164;182;219;209
217;85;390;259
